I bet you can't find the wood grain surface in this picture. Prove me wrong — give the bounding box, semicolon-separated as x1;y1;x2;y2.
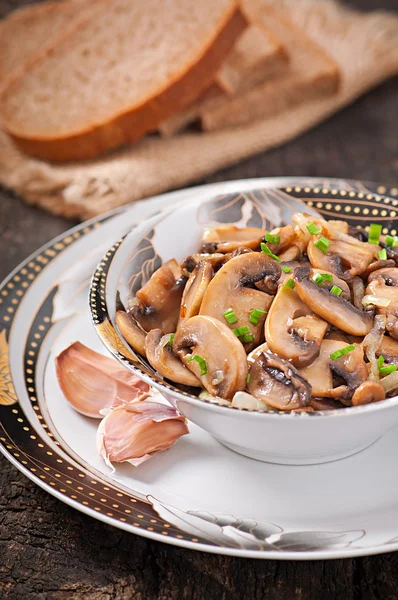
1;1;398;598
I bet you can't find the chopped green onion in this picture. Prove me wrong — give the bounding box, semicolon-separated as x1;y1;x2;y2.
249;308;266;325
265;231;281;245
282;279;295;290
232;325;251;337
186;354;207;376
260;242;281;262
386;235;398;248
246;373;251;384
330;285;342;296
282;266;292;273
314;236;330;254
167;333;175;348
377;355;397;376
379;248;387;260
241;334;255;343
306;222;321;235
368;223;382;245
313;272;333;285
223;308;238;325
330;344;355;360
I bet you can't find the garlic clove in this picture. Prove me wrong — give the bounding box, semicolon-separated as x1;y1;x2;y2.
97;401;189;467
56;341;150;418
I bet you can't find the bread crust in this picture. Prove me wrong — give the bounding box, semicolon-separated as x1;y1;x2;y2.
3;5;247;162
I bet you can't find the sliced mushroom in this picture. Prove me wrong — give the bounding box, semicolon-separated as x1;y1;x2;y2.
179;261;213;325
366;268;398;339
200;225;264;254
180;253;226;277
351;381;385;406
264;224;306;260
350;276;365;310
309;398;345;411
362;259;396;279
145;330;201;387
307;238;375;281
298;339;367;400
247;350;312;410
310;268;351;300
173;315;247;399
377;335;398;364
199;252;280;350
264;280;328;367
131;259;186;333
294;266;374;336
116;310;147;357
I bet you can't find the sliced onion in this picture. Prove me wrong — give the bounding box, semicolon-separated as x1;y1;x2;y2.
362;295;391;308
363;315;386;381
351;276;365;310
379;371;398;396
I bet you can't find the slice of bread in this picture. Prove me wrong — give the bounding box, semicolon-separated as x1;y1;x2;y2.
159;23;288;137
0;0;99;93
201;1;339;131
1;0;247;162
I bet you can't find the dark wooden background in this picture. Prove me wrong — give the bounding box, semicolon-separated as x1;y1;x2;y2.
1;1;398;598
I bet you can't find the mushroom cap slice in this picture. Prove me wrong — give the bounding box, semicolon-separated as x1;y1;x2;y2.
132;259;186;333
351;381;385;406
178;261;213;326
247;350;312;410
377;335;398;364
307;238;375;281
264;280;328;367
200;225;264;253
199;252;280;350
298;339;367;399
145;330;201;387
294;266;373;336
116;310;147;357
173;315;247;399
366;268;398;339
311;268;350;300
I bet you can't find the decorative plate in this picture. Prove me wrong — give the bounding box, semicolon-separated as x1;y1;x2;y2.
2;177;398;560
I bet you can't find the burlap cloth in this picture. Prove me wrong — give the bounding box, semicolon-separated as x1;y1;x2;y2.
0;0;397;220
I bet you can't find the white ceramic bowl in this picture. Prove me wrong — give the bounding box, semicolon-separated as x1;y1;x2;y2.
90;186;398;465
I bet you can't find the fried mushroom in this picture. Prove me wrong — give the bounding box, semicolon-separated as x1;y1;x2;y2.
145;330;201;387
247;350;312;410
200;225;264;254
173;315;247;399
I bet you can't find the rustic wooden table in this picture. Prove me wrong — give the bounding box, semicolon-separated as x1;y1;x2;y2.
1;1;398;598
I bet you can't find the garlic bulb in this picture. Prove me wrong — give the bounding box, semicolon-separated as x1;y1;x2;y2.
97;401;189;467
56;342;150;418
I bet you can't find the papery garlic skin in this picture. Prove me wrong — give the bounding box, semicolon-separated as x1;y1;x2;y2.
97;402;189;468
56;342;150;418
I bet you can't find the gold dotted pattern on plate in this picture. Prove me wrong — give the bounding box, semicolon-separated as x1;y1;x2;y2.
0;225;196;544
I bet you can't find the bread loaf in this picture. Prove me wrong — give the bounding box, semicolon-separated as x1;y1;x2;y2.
1;0;247;161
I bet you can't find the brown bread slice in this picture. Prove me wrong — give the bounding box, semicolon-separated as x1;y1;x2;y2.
201;1;339;131
0;0;99;93
159;23;287;137
1;0;247;162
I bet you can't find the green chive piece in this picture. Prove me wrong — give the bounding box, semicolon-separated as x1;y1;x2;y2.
246;373;251;384
330;344;355;360
282;266;292;273
167;334;175;348
379;248;387;260
186;354;207;376
386;235;398;248
241;334;255;343
314;236;330;254
313;272;333;285
368;223;382;245
249;308;266;325
377;355;397;376
223;308;238;325
265;231;281;245
232;325;251;337
282;279;295;291
306;222;322;235
330;285;342;296
260;242;281;262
